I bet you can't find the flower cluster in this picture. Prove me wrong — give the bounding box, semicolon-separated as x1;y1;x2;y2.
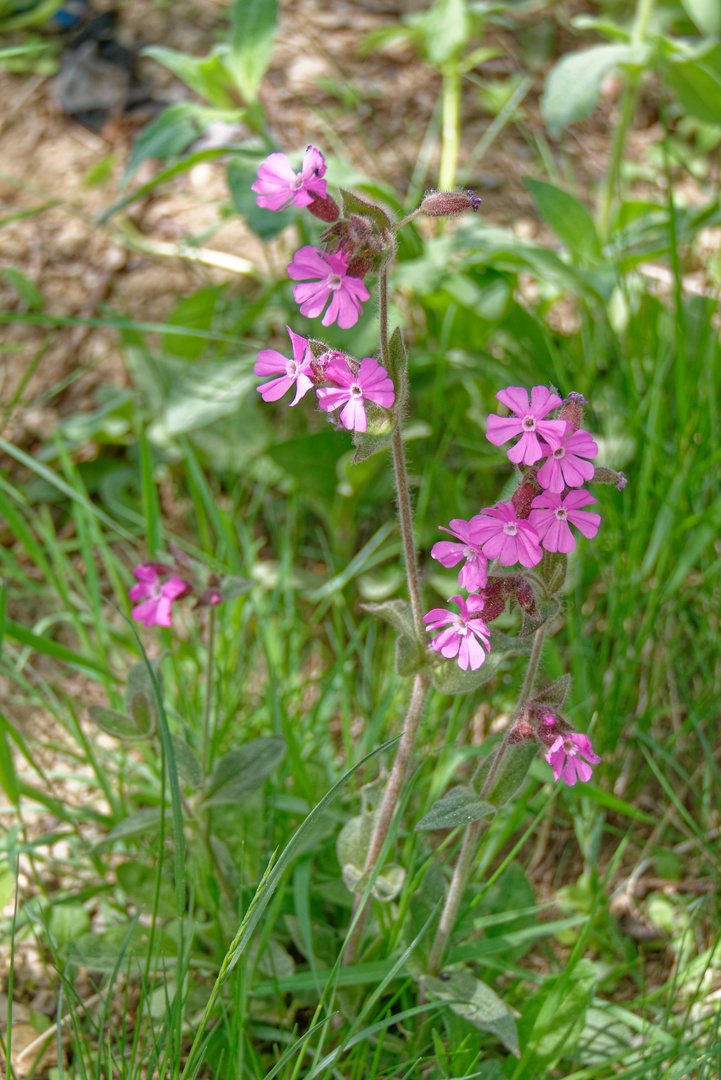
128;547;247;629
424;385;603;673
254;325;395;434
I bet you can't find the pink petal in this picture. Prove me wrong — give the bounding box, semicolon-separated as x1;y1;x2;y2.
154;596;173;627
134;565;158;583
458;556;488;591
496;386;530;417
573;759;594;783
132;598;160;627
567;508;601;539
290;372;315;405
529;385;562;418
295;282;331;319
536;456;565;493
287;246;329;279
257;374;295;401
287;326;310;366
508;431;543;466
486;414;523;446
431;540;467;568
340;396;367;432
317;385;350;413
254;349;289;377
129;581;152;602
162;576;187;601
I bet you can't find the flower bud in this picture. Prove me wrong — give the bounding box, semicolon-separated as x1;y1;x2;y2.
512;478;540;520
592;466;628;491
559;392;586;432
480;578;513;621
307;193;340;223
508;718;535;744
420;189;482;217
515;578;541;620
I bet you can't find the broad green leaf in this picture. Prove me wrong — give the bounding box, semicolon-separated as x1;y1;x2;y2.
415;787;495;831
60;923;178;974
248;936;295;980
680;0;721;36
409;0;470;66
402;859;445;975
267;431;343;502
362;599;427;677
164;288;219;360
386;326;409;414
472;862;537;962
524;178;601;263
421;972;520;1057
339;188;392;231
284;914;336;967
122;104;206;184
351;407;397;464
336;809;375;870
519;958;597;1070
483;741;538;808
47;903;91;947
531;674;572;708
116;861;176;917
92;807;164;849
161;360;258;435
129;690;156;736
88;705;150;742
541;43;651;138
201;737;286;808
143;46;237;107
661;41;721;126
124;658;164;715
170;735;203;789
537;549;567;595
228;0;278;103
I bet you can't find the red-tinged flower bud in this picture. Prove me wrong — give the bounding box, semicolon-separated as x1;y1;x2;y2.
307;193;340;223
515;578;541;619
559;392;586;432
592;466;627;491
420;189;482;217
480;579;511;621
345;254;372;279
508;718;535;744
512;478;540;520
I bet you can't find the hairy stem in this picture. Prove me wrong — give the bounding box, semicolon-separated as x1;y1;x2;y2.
427;622;549;975
201;606;216;777
344;671;430;964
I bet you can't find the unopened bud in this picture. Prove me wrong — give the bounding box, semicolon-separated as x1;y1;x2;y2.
559;392;586;432
481;578;514;621
508;719;535;744
512;478;540;520
515;578;540;619
346;254;373;279
421;189;482;217
535;713;561;749
592;466;628;491
307;193;340;223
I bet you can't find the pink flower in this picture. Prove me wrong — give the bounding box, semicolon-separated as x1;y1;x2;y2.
545;732;601;786
486;386;567;466
316;356;395;433
529;490;600;553
423;594;491;671
430;518;489;591
129;565;188;628
287;247;370;329
537;428;598;493
254;326;314;404
473;503;542;567
252;145;327;211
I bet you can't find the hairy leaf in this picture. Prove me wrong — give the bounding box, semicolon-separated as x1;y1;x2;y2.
201;737;286;808
422;971;520;1057
416;787;495;831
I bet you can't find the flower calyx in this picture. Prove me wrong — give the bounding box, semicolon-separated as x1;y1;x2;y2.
420;189;482;218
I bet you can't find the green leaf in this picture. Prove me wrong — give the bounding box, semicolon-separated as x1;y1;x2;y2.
520;958;597;1070
0;712;19;805
3;618;113;678
537;549;567;596
680;0;721;37
201;737;286;808
143;46;237;107
386;326;409;414
87;705;151;742
472;862;537;962
60;923;179;974
362;599;427;677
336;810;375;870
532;674;572;708
402;860;446;975
129;690;156;736
267;430;343;502
2;267;43;311
228;0;278;103
227;155;300;239
284;914;336;967
351;407;397;464
524;179;601;263
409;0;471;67
416;787;495;831
421;972;520;1057
541;43;651;139
339;188;392;231
483;741;538;809
92;807;164;850
122;104;206;184
164;288;219;360
661;41;721;126
124;658;164;715
170;735;203;789
116;861;177;917
162;360;258;436
47;903;91;947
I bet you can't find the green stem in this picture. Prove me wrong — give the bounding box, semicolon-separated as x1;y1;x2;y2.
597;0;656;242
439;64;461;192
427;622;549;975
202;607;216;778
343;269;429;964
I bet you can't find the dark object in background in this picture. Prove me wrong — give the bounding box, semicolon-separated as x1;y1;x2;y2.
53;11;150;131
